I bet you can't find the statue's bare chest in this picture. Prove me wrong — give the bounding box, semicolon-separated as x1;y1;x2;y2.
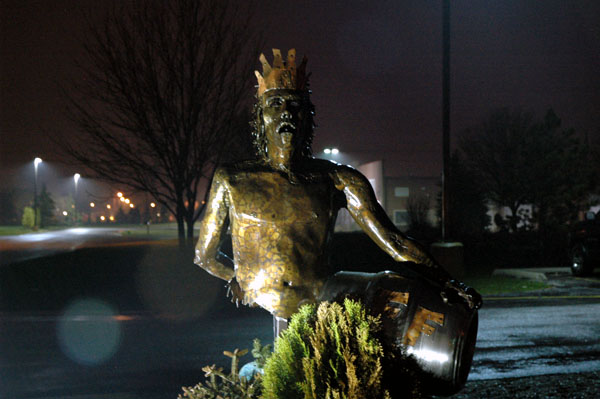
226;171;336;224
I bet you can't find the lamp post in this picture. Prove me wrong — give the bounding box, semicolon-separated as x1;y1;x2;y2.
33;157;42;228
74;173;81;225
442;0;450;242
430;1;465;279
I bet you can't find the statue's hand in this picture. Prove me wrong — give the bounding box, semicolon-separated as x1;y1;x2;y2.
226;277;245;308
441;280;482;310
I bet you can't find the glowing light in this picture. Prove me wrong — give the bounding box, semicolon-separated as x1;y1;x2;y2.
406;347;449;363
254;292;278;313
129;204;134;208
62;211;68;216
119;197;125;202
156;213;160;217
117;192;123;198
69;228;90;235
34;157;43;167
90;202;95;208
323;148;331;154
125;198;130;204
249;270;267;291
74;173;81;184
100;216;106;221
109;216;115;221
150;202;156;208
106;204;111;209
331;148;339;155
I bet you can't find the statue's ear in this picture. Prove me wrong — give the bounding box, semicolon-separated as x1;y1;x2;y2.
257;106;263;123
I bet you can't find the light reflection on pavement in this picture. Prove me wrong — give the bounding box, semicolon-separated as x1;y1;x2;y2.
0;227;172;265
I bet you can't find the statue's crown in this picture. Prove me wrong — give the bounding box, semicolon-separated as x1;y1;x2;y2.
255;48;308;97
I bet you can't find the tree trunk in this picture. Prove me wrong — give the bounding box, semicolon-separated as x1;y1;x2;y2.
186;212;195;247
176;211;185;247
509;205;520;233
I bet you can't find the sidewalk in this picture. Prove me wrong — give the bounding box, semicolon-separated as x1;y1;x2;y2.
491;267;571;282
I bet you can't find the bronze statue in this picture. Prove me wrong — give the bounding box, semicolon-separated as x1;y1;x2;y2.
194;49;480;328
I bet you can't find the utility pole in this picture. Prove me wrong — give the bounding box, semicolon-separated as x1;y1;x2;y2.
33;157;42;228
442;0;450;241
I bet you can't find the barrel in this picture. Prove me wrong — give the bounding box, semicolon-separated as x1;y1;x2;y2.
318;270;478;396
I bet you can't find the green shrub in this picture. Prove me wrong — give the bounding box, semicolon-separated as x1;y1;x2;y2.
262;299;391;399
179;346;262;399
21;206;35;229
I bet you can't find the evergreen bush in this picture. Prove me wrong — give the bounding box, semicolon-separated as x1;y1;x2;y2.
262;299;391;399
21;206;35;229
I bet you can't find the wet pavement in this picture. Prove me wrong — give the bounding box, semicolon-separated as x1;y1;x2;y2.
1;235;599;398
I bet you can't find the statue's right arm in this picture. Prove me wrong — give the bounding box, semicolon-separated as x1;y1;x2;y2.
194;167;235;282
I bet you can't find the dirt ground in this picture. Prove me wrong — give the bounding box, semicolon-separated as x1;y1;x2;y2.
448;371;600;398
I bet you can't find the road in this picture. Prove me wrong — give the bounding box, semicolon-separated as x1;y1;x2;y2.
2;291;599;398
1;230;599;397
471;297;600;380
1;305;274;399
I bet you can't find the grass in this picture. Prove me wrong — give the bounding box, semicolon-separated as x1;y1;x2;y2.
463;275;550;296
116;223;183;238
0;226;31;235
0;225;70;236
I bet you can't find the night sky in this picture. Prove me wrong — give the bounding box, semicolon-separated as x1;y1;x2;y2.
1;0;599;190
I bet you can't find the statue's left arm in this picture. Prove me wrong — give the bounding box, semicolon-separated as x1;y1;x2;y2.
333;166;481;309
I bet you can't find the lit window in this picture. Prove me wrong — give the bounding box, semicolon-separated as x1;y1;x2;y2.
394;187;410;197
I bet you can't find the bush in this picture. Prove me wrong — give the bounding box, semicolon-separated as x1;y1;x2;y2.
179;345;263;399
261;299;390;399
21;206;35;229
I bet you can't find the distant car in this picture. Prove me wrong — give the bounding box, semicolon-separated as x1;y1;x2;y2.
569;211;600;276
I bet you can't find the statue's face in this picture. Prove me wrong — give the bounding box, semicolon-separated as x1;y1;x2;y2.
260;89;306;163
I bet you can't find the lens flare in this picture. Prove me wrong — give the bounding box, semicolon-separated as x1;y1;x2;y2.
57;298;122;366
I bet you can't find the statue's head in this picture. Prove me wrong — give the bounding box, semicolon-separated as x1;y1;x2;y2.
252;49;315;164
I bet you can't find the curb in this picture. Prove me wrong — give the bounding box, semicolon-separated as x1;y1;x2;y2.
491;267;571;282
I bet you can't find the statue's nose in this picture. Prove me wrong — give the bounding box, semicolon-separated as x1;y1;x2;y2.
281;110;292;120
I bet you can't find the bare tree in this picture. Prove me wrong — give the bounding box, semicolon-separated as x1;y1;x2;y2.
61;0;260;244
406;194;430;231
460;108;595;232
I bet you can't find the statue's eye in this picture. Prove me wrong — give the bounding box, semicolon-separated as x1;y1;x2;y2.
267;98;283;107
289;101;300;108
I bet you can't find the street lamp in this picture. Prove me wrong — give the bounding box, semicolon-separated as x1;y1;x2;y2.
74;173;81;225
33;157;42;228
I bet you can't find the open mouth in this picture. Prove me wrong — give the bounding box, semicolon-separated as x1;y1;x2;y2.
277;122;296;143
277;122;295;134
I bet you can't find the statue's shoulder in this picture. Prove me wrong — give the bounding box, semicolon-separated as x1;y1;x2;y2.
317;161;369;188
217;160;269;180
219;160;260;172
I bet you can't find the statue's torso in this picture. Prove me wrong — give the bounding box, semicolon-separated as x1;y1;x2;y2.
224;162;342;317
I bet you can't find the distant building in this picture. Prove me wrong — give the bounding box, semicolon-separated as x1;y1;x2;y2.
334;159;440;232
